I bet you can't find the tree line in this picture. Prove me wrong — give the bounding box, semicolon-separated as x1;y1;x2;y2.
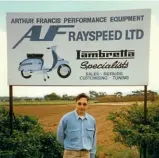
0;90;158;101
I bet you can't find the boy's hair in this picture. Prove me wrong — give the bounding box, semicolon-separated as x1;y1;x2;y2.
76;93;89;102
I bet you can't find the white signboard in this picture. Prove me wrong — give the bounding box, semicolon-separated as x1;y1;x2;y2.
6;9;151;86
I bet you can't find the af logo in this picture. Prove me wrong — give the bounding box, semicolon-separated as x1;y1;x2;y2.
13;25;75;49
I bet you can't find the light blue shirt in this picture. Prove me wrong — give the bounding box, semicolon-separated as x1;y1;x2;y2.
57;110;96;158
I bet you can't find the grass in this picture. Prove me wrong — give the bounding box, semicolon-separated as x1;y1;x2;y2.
105;148;139;158
96;145;139;158
96;144;104;157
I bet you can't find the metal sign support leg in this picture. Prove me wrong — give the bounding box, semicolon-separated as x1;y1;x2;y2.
143;85;147;158
9;85;13;135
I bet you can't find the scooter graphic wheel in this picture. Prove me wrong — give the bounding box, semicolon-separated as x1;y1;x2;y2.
57;64;71;78
21;70;32;79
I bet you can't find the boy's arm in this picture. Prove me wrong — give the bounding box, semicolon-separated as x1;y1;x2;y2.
90;122;96;158
57;117;66;146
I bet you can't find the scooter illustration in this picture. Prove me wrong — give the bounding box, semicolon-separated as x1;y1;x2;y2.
18;46;71;81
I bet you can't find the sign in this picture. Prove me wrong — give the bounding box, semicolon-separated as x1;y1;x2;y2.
6;9;151;86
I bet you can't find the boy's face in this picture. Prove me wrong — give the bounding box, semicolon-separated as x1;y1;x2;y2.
76;97;88;115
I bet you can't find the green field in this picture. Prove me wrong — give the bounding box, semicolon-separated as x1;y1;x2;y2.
0;100;98;106
0;100;75;106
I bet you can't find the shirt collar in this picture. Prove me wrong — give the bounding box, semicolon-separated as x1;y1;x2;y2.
74;110;88;120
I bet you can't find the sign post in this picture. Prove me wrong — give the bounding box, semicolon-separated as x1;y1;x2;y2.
6;9;151;157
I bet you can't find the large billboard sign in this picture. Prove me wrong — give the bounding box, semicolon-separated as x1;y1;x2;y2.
6;9;151;86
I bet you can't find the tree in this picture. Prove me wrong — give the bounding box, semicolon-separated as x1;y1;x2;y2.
89;91;107;99
132;90;143;96
44;92;61;100
89;91;99;99
62;94;69;100
0;107;63;158
114;92;122;97
147;90;158;102
67;95;76;100
98;92;107;96
108;103;159;157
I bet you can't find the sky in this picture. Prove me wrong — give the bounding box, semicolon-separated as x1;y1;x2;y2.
0;0;159;97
